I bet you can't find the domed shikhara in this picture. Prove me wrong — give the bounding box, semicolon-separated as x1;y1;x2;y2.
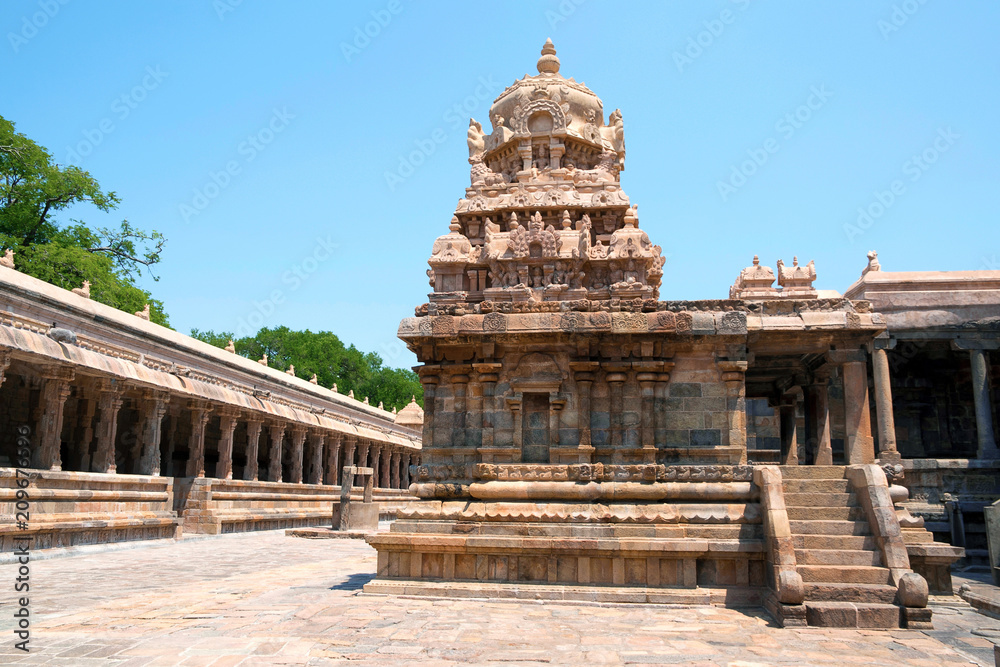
394;396;424;427
428;39;661;308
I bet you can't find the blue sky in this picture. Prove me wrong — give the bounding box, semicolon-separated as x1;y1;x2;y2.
4;1;998;370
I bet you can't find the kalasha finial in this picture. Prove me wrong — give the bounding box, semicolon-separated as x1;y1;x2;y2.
752;255;760;266
449;215;461;233
537;38;560;75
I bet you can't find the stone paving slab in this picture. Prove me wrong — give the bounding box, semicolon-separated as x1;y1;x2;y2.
0;531;995;666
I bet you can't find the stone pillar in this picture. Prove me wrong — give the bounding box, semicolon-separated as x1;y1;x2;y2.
0;351;10;388
829;350;875;464
549;396;566;459
215;409;239;480
289;427;306;484
452;372;469;448
38;368;74;471
358;440;371;470
719;361;748;465
402;453;412;488
475;363;501;453
636;366;659;464
185;402;212;478
780;398;798;466
606;364;628;462
75;392;98;472
419;368;440;451
467;369;483;450
871;344;901;463
806;375;833;466
308;431;325;484
325;432;342;485
381;446;392;488
969;348;999;459
370;444;382;488
139;390;170;476
509;399;523;461
244;418;263;481
655;370;672;446
92;381;123;474
267;423;285;482
570;362;599;461
390;449;401;488
341;435;357;485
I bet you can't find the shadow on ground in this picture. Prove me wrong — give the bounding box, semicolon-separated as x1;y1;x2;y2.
330;572;376;590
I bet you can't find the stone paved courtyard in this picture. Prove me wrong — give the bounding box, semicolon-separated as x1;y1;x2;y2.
1;531;997;666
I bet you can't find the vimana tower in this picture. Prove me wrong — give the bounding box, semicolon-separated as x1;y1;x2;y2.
366;40;961;629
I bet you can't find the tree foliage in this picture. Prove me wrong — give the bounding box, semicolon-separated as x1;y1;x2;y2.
0;115;169;326
191;326;421;412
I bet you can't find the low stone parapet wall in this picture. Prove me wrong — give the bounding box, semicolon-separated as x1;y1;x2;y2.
178;477;416;534
0;468;181;551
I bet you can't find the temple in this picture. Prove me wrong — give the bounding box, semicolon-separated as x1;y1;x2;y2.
365;40;973;629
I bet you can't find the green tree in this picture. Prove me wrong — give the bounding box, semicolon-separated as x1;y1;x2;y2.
191;326;421;412
0;115;168;326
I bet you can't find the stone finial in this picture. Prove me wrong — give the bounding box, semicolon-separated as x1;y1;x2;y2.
777;257;817;297
393;406;397;414
332;382;338;393
0;248;14;269
467;119;485;159
258;353;268;365
863;250;881;276
378;401;384;410
561;210;572;229
537;38;560;75
286;364;295;376
71;280;91;299
363;396;370;405
730;255;778;300
224;340;235;353
135;303;150;320
622;205;638;228
309;373;318;384
348;390;355;399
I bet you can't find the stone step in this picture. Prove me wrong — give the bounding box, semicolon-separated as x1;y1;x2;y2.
783;492;856;508
790;520;871;536
805;601;900;628
804;582;898;604
793;534;877;550
786;506;864;521
901;529;935;543
797;565;892;585
795;548;882;566
781;479;850;494
779;466;847;481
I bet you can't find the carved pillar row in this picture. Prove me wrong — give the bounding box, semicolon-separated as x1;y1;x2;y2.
244;418;263;481
325;432;343;485
268;422;285;482
871;343;901;463
806;374;833;465
38;368;74;471
829;350;874;465
307;430;325;484
289;427;307;484
139;390;170;476
92;381;123;474
215;408;239;480
718;361;748;465
185;402;213;478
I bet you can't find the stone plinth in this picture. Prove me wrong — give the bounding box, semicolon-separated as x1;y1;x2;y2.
0;468;180;551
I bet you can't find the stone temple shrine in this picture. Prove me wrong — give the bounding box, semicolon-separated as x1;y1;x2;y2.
364;40;966;629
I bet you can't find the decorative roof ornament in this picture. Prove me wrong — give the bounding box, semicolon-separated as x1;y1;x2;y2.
730;256;778;300
0;249;14;269
394;395;424;426
135;303;150;320
537;38;560;75
286;364;295;376
777;257;818;298
71;280;90;299
309;373;318;384
862;250;881;276
225;340;236;353
258;353;268;366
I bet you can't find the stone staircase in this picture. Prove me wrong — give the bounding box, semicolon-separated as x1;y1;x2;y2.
782;466;902;627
